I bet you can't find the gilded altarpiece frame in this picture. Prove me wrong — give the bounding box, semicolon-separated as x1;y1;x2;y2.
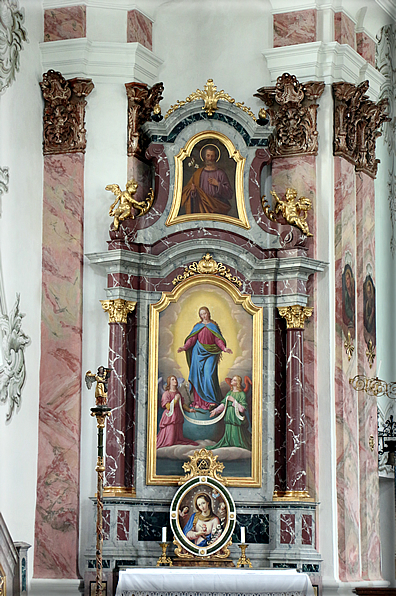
166;131;249;229
147;276;262;487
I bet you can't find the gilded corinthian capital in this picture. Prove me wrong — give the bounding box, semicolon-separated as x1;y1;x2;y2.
278;305;313;329
101;299;136;324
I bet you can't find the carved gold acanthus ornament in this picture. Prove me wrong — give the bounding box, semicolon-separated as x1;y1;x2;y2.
278;305;313;329
262;187;313;237
333;80;390;178
173;537;232;560
255;73;325;157
366;339;376;368
178;448;227;485
344;331;354;361
106;178;154;229
101;299;136;324
125;81;164;157
172;254;242;288
165;79;256;120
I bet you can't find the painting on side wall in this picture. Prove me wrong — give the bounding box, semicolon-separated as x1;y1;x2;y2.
147;275;262;486
166;130;250;229
342;259;356;339
363;269;376;347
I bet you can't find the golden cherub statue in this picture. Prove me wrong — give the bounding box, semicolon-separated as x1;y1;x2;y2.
262;187;313;237
106;178;155;230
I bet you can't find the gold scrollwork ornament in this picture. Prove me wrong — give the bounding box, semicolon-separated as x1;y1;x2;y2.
366;339;376;368
172;253;242;288
344;331;354;361
178;448;226;485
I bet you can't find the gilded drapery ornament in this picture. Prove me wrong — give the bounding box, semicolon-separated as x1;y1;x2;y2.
255;73;324;157
164;78;256;120
106;178;154;229
344;331;354;361
262;187;313;237
333;80;390;178
101;299;136;324
125;81;164;157
40;70;94;155
366;339;376;368
172;253;242;288
278;305;313;329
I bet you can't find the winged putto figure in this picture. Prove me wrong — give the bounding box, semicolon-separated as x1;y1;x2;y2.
106;178;155;230
0;294;31;421
85;366;112;406
262;187;312;237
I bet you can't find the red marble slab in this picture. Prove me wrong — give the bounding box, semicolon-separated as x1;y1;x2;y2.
302;514;312;545
273;10;317;47
334;12;355;49
44;6;86;41
127;9;153;50
117;511;130;541
280;514;296;544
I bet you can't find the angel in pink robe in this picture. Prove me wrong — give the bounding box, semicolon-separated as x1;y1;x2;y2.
156;375;199;448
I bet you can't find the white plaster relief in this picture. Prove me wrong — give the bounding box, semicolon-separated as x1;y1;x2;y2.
0;293;31;421
0;0;27;94
0;166;9;217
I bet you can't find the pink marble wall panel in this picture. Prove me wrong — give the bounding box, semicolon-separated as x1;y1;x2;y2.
280;514;295;544
117;511;130;541
356;172;381;580
103;510;110;541
273;10;317;47
271;156;316;257
356;32;376;66
44;6;86;41
34;154;84;579
334;157;361;582
334;12;355;49
127;9;152;50
302;514;312;545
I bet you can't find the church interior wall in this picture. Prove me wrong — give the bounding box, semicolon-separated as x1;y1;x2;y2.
0;0;395;594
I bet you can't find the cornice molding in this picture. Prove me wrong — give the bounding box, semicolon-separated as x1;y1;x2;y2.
263;41;386;100
40;39;163;85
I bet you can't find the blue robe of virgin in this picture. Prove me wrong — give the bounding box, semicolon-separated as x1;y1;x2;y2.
183;513;212;547
184;322;226;406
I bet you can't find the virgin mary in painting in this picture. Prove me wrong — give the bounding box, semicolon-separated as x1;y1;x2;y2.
183;493;222;547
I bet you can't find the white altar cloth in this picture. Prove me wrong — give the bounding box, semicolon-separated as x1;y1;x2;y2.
116;567;315;596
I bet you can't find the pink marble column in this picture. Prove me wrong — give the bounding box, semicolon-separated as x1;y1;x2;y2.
356;172;381;580
101;300;136;494
34;71;93;579
277;306;312;498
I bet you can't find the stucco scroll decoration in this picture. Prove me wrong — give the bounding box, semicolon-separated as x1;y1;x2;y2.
0;167;9;217
0;0;27;93
332;80;390;178
254;73;324;157
40;70;94;155
0;293;30;421
125;81;164;157
172;253;242;288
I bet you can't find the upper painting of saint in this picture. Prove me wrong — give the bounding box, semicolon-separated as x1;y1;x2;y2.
180;144;234;216
166;131;249;229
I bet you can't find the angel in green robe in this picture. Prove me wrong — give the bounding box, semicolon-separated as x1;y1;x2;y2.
208;375;252;450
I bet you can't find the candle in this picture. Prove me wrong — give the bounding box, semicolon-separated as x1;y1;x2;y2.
241;526;246;544
162;526;167;543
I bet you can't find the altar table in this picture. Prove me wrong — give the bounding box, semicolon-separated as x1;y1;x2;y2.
116;567;315;596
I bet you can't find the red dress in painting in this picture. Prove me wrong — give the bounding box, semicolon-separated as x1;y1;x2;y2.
156;390;199;448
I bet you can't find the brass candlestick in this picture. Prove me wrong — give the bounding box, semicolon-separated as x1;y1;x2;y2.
156;542;173;567
236;543;252;568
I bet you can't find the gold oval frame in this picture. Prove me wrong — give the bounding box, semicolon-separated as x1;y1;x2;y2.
146;274;263;487
165;130;250;229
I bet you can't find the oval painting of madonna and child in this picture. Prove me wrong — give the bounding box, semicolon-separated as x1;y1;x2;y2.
170;476;236;556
